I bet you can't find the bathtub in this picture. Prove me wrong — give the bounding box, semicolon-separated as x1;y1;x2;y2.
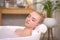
0;24;47;40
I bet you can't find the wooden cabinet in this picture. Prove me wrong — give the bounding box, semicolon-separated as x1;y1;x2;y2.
0;8;2;25
2;8;33;14
0;8;33;25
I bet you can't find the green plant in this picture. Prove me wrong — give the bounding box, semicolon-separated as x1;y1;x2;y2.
43;0;53;17
33;0;60;17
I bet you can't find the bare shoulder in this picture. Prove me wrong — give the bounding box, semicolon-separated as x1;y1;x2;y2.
15;29;23;32
15;29;23;36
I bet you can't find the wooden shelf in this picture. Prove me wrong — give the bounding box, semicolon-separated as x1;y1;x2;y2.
2;8;33;14
0;8;33;25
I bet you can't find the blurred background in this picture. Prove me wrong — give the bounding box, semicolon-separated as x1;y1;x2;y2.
0;0;60;40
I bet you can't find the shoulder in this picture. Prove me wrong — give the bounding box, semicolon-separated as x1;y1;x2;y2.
15;29;23;36
15;29;23;33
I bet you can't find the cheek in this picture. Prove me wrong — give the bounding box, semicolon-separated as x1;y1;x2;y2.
25;17;28;23
34;22;38;26
30;23;38;29
30;21;38;27
34;21;40;26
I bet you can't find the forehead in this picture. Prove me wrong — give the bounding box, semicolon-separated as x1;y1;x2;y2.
30;11;41;20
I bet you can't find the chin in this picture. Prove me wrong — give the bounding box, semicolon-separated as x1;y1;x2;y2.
25;24;30;28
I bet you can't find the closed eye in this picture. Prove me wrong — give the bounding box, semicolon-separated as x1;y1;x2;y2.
32;19;35;22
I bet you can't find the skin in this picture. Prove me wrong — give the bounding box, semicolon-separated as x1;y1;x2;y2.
15;11;44;37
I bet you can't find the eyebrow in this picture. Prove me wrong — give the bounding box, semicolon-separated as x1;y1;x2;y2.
29;14;37;21
32;17;37;21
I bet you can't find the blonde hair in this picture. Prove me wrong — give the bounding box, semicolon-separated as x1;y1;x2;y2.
38;12;45;24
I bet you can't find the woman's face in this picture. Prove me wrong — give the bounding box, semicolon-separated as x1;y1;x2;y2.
25;12;41;29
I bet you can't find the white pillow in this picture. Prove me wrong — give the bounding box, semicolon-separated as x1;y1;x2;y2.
34;24;47;34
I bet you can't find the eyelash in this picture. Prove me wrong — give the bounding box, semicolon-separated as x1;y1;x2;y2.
27;15;36;22
32;19;35;22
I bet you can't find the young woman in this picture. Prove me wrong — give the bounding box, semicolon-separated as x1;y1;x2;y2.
15;11;45;37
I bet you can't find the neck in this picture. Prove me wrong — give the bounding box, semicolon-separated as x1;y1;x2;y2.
24;27;32;32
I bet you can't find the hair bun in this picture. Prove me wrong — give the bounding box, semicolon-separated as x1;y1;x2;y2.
40;12;46;18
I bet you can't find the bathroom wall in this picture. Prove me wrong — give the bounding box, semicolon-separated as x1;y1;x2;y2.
54;10;60;40
0;0;4;2
2;14;28;26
